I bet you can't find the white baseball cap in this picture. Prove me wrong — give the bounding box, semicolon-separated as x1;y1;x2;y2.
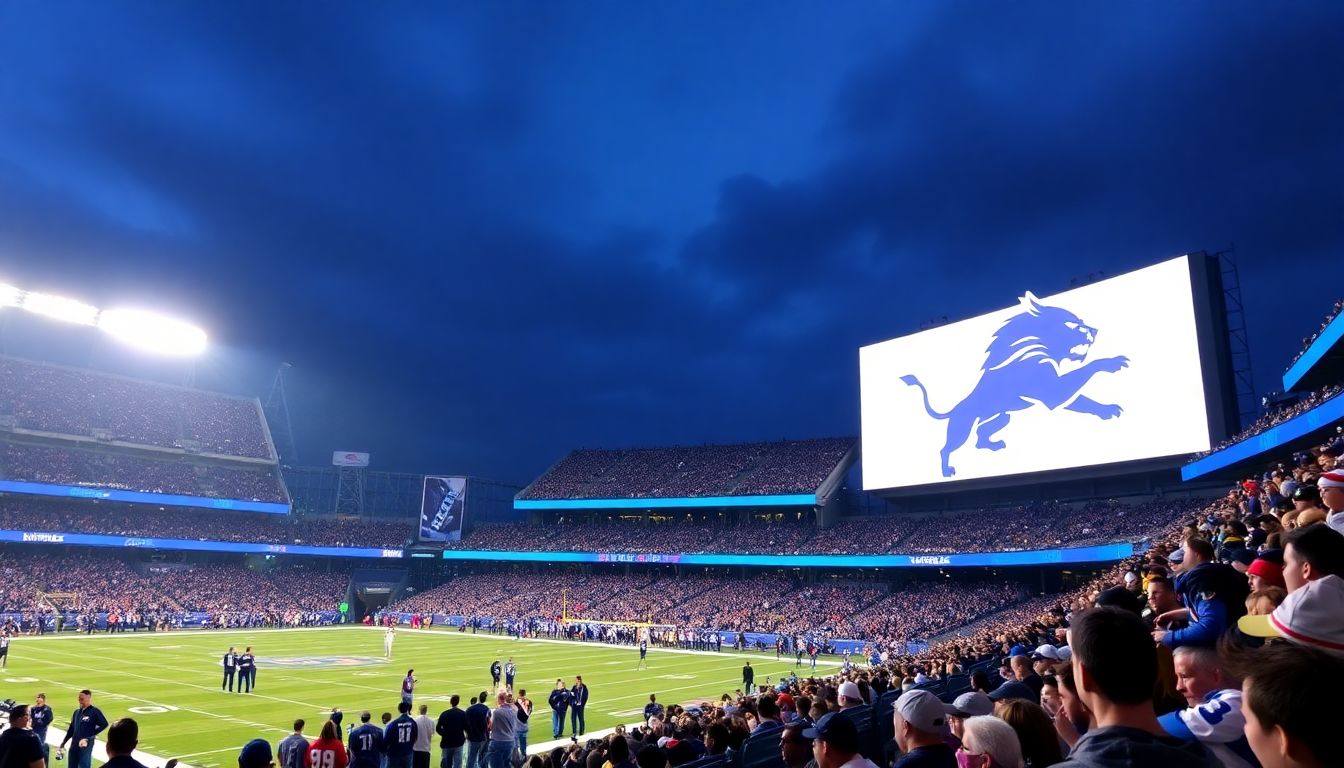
1238;574;1344;653
1031;644;1060;661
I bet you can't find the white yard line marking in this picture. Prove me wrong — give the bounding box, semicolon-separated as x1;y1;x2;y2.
171;745;252;760
23;652;310;733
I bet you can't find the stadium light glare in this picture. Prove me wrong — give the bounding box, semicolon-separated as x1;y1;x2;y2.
21;291;99;325
0;283;19;308
98;308;208;357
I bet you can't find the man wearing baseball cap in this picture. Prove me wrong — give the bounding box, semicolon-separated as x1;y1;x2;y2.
891;690;954;768
942;692;992;742
1319;471;1344;536
1237;573;1344;652
803;712;878;768
1031;644;1060;677
837;682;864;710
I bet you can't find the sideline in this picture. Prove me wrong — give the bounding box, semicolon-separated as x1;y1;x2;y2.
373;625;844;668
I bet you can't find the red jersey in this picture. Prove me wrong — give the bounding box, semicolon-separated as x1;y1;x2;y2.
308;738;348;768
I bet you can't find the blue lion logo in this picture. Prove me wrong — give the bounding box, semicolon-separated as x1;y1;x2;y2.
901;291;1129;478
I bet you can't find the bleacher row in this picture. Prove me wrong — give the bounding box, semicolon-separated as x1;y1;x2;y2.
0;440;287;502
0;496;1183;556
446;499;1186;555
519;438;854;500
0;500;412;548
0;356;273;459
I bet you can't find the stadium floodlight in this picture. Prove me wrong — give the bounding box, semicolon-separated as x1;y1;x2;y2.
0;283;19;308
20;291;99;325
98;308;208;357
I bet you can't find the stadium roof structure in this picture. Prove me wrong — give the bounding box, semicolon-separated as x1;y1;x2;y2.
515;437;856;510
1181;391;1344;481
1283;308;1344;392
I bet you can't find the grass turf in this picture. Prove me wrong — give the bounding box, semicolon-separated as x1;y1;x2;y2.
8;626;822;768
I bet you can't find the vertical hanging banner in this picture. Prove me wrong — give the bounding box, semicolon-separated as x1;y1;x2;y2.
419;476;467;542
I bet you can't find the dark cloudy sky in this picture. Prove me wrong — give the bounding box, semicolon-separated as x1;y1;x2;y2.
0;2;1340;485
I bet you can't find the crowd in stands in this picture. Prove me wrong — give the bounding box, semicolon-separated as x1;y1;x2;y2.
0;500;411;547
224;441;1344;768
446;500;1187;556
390;572;1030;645
0;553;348;628
0;356;273;458
1191;383;1344;460
519;438;854;500
1286;296;1344;368
0;440;288;502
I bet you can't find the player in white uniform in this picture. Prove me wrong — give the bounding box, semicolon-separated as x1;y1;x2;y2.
384;626;395;658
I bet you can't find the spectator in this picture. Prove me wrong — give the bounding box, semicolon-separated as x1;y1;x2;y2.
804;712;878;768
1010;656;1043;699
436;695;468;768
1247;559;1285;592
465;694;490;768
1318;473;1344;535
891;691;955;768
1154;538;1247;648
278;720;310;768
1157;647;1258;768
0;704;47;768
601;735;633;768
308;721;348;768
1244;588;1287;616
836;683;863;711
958;716;1024;768
239;739;274;768
1052;666;1089;753
487;692;517;768
1236;574;1344;652
387;702;419;768
944;692;993;742
1059;607;1216;767
780;722;813;768
992;700;1061;768
1281;525;1344;593
1224;641;1344;768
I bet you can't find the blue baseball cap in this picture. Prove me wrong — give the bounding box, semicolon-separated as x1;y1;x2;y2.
239;739;273;768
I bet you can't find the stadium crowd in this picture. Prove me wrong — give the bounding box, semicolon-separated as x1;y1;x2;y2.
1285;296;1343;369
0;441;288;502
0;500;411;547
0;553;347;628
0;356;273;458
216;454;1344;768
1191;383;1344;459
518;439;854;500
445;500;1187;556
391;572;1030;646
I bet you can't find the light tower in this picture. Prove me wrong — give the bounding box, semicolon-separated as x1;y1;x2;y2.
265;362;298;461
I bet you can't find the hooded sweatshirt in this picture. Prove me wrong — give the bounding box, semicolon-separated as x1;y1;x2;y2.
1054;725;1218;768
1164;563;1249;648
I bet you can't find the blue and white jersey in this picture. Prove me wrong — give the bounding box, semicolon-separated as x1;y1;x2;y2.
1158;688;1261;768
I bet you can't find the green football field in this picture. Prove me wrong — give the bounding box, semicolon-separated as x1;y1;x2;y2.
7;626;825;768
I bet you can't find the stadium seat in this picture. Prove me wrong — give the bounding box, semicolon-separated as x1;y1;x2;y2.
680;754;729;768
944;674;971;698
874;690;900;765
838;704;878;761
736;730;782;768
